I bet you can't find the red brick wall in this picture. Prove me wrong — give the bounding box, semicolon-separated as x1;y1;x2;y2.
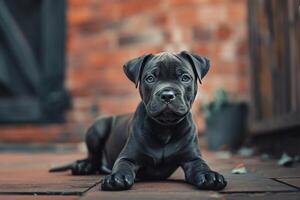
0;0;249;143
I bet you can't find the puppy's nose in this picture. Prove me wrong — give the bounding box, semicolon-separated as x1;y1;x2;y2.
160;90;176;103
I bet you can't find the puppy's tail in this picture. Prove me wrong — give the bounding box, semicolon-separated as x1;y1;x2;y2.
49;162;74;172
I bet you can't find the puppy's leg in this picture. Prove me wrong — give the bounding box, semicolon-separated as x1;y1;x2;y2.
101;158;137;191
182;158;227;190
72;116;114;175
50;116;113;175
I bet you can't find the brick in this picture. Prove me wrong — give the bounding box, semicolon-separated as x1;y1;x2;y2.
67;103;99;124
84;50;131;68
171;8;200;27
200;74;249;96
216;24;233;40
131;46;165;55
152;12;168;27
216;41;238;62
167;0;203;8
193;26;212;41
97;2;120;22
119;15;151;34
68;0;92;7
208;61;246;75
236;39;249;57
191;42;212;56
118;31;164;47
68;33;116;55
118;34;148;47
97;95;141;115
198;4;228;25
0;124;81;143
118;0;161;18
227;0;247;23
67;6;96;27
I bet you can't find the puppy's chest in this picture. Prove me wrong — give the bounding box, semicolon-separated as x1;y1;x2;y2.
142;139;188;166
137;129;197;167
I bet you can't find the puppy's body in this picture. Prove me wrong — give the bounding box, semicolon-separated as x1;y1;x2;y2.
50;52;227;191
88;103;199;179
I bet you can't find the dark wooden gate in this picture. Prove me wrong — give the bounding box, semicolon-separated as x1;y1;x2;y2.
0;0;70;123
248;0;300;134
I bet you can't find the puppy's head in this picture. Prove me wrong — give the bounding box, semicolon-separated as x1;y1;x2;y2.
124;51;210;125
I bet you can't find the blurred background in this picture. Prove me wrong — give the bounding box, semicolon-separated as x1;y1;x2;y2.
0;0;299;156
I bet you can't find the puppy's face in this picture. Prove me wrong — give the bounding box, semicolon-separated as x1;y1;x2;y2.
124;51;210;125
140;53;196;125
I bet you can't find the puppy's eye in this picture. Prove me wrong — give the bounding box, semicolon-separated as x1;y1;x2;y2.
181;74;192;82
145;75;155;83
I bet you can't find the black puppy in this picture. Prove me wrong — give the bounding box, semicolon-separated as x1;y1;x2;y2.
50;51;227;191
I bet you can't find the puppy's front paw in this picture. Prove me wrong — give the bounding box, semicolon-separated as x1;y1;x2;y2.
193;171;227;190
101;172;134;191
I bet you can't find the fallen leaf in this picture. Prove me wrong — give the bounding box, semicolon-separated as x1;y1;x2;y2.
277;153;294;167
231;163;247;174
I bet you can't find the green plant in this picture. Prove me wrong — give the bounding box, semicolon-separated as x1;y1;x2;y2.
201;88;230;120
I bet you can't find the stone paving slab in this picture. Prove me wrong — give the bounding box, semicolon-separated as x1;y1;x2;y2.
277;178;300;189
0;195;79;200
0;152;86;169
222;192;300;200
221;174;298;193
0;169;100;194
0;153;100;195
79;191;221;200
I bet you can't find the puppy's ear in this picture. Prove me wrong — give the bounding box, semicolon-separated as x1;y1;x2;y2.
123;54;152;88
180;51;210;84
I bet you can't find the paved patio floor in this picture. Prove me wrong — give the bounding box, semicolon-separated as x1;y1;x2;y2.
0;150;299;200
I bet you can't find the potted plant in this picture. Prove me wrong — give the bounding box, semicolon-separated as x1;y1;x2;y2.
201;88;248;151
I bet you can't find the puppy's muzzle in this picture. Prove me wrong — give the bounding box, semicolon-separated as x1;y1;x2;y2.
160;90;176;104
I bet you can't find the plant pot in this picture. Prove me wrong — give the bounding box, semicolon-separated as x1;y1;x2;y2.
204;103;248;151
